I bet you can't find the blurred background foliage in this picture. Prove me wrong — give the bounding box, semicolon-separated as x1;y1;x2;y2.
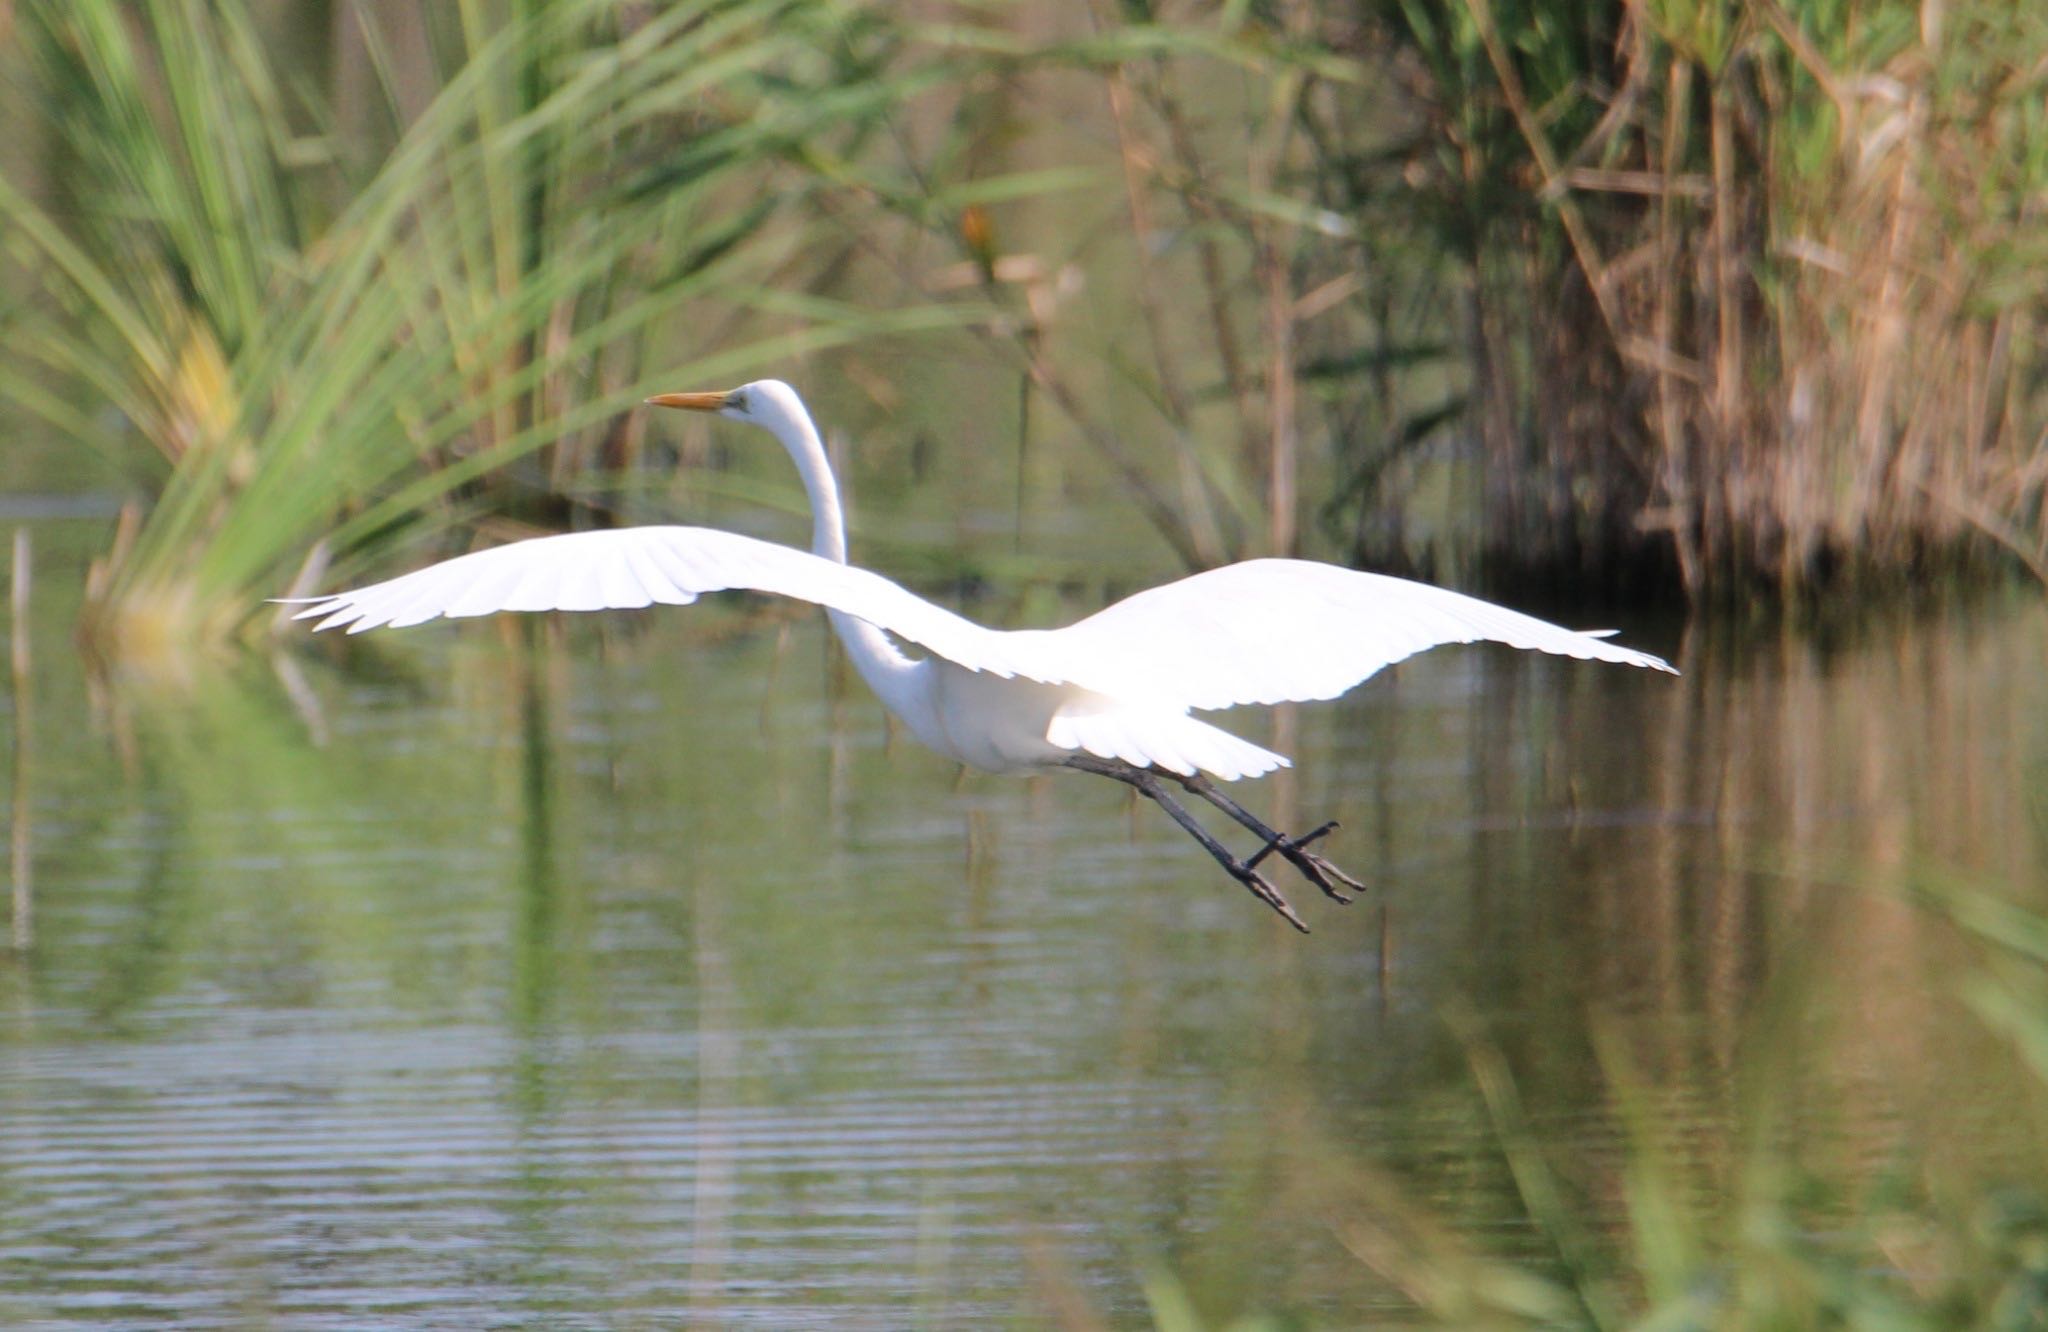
4;2;2048;1325
3;0;2043;660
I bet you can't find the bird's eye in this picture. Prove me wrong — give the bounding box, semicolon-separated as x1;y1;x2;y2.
728;391;749;415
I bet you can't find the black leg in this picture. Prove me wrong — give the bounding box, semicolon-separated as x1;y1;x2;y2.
1063;754;1309;932
1173;773;1366;905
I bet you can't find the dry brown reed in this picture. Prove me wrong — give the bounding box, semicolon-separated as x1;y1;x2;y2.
1307;0;2048;603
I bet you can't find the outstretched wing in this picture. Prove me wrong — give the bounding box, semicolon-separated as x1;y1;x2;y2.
284;526;1051;679
1005;558;1675;711
287;533;1673;709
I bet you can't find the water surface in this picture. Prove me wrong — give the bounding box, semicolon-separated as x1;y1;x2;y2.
2;521;2044;1328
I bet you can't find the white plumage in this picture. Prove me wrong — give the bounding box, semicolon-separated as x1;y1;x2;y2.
296;527;1667;716
288;378;1675;927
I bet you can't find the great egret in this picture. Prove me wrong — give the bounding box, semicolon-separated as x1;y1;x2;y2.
287;379;1674;930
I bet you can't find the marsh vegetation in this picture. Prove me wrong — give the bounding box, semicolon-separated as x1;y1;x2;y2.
5;0;2043;657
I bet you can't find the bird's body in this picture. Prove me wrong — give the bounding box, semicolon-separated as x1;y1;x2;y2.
290;379;1675;929
919;664;1287;779
905;665;1104;776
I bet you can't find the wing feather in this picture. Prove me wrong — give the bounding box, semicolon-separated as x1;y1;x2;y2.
285;532;1673;709
443;558;524;618
383;564;470;629
1035;558;1675;710
551;553;611;614
286;527;1040;678
637;538;706;606
623;541;694;607
594;547;651;611
1046;704;1289;780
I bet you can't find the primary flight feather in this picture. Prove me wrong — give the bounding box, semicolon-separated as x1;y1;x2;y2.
288;379;1674;930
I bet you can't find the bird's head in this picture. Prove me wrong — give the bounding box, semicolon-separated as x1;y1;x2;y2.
646;378;804;428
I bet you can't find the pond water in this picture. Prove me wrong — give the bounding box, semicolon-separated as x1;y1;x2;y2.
1;518;2045;1328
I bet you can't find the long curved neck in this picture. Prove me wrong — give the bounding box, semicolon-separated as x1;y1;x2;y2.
767;400;924;704
779;401;851;565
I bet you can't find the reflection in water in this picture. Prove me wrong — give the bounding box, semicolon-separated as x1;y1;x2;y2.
512;623;560;1051
0;587;2041;1325
10;529;31;952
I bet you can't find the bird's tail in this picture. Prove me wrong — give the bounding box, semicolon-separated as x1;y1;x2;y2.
1046;704;1289;782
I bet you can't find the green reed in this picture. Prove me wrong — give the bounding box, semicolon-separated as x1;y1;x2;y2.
1049;863;2048;1331
7;0;2043;667
0;0;972;659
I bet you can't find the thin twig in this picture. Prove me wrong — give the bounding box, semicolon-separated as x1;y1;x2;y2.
1149;69;1260;449
1096;45;1231;566
1459;0;1624;344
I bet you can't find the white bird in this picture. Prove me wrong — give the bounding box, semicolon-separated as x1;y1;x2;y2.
287;379;1675;930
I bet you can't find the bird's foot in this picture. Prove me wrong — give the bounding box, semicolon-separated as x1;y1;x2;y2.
1246;820;1366;905
1298;850;1367;904
1061;755;1321;931
1227;859;1310;933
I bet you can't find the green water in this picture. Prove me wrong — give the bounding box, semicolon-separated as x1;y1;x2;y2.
1;518;2045;1328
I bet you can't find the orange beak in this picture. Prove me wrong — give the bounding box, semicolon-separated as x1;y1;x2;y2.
644;390;733;412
